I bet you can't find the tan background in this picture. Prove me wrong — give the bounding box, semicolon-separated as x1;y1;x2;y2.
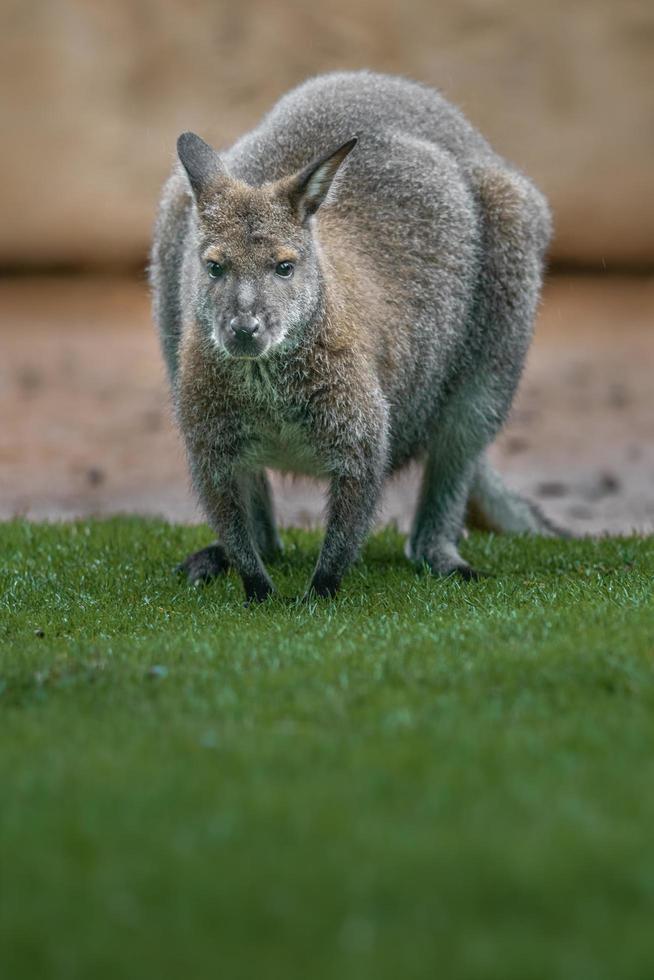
2;0;654;271
1;0;652;535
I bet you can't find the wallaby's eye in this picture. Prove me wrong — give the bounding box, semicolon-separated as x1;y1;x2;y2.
275;261;294;279
207;261;225;279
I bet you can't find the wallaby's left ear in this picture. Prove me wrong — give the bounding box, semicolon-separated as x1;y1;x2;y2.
284;137;358;222
177;131;229;200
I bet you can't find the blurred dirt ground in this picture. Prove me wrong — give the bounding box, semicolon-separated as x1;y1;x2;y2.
0;274;652;536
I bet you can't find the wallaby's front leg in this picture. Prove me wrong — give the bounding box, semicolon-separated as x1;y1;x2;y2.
304;372;389;599
196;472;274;603
307;461;386;599
176;471;281;586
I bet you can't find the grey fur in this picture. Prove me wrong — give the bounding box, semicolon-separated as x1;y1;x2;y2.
150;70;561;601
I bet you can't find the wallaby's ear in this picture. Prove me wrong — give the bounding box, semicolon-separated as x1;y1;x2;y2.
177;132;229;199
285;137;358;222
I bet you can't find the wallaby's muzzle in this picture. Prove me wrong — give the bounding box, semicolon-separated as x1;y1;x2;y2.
222;314;270;359
229;313;260;338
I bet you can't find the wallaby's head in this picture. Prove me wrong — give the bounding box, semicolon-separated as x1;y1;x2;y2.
177;132;357;359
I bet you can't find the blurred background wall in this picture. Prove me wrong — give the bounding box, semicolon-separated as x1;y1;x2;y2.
3;0;654;272
2;0;653;532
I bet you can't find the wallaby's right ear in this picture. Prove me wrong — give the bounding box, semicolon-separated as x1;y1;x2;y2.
283;137;358;223
177;132;229;200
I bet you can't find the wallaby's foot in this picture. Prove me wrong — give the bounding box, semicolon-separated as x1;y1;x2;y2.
241;573;275;604
408;538;487;582
302;571;341;602
424;558;488;581
175;543;230;584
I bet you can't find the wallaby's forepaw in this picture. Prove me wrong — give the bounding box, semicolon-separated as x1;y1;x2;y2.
242;573;275;604
302;572;341;601
175;543;230;585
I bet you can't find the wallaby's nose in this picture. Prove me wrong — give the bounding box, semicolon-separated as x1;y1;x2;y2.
229;314;260;338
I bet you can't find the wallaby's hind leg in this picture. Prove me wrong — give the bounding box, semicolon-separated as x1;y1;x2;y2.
406;390;492;579
176;471;281;585
408;162;552;578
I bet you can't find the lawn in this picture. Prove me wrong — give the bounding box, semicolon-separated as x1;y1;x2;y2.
1;518;653;980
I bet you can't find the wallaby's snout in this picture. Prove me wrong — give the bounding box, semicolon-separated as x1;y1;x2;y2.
205;249;304;359
229;313;260;337
226;311;262;358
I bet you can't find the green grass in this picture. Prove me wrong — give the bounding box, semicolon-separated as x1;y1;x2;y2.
1;518;653;980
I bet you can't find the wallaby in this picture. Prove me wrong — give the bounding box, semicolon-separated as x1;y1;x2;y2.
150;70;561;602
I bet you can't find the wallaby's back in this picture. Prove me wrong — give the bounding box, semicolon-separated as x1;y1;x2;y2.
222;71;501;251
226;71;495;187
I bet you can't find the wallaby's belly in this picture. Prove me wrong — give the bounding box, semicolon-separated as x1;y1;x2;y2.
241;421;328;478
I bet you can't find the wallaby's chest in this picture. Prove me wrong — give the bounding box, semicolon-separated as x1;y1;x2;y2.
230;361;328;477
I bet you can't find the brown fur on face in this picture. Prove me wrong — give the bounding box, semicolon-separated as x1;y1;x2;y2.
191;181;320;358
200;183;303;268
175;134;358;361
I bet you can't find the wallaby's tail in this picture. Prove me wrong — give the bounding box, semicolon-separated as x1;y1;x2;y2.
467;456;569;537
